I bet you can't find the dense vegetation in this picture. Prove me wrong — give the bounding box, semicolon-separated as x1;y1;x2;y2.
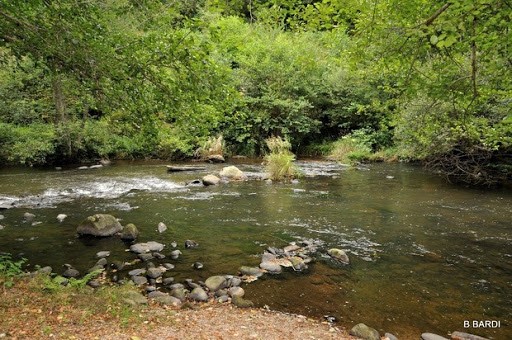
0;0;510;185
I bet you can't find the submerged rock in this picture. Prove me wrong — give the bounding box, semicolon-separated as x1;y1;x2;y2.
350;323;380;340
157;222;167;233
185;240;199;248
170;250;182;260
96;251;110;258
23;212;36;223
121;223;139;241
76;214;122;237
239;266;264;277
450;331;489;340
56;214;67;222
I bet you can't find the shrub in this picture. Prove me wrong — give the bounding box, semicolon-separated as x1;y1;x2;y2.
328;132;372;164
0;253;26;288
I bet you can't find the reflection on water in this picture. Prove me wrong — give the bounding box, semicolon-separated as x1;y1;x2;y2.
0;160;510;339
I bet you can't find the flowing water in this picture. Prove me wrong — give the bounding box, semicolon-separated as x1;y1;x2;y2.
0;160;510;339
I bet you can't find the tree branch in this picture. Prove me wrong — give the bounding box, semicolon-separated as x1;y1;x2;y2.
422;3;451;26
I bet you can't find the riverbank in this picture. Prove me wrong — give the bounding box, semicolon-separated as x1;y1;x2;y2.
0;277;352;339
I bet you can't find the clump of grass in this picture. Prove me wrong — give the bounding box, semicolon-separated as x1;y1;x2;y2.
264;136;300;181
195;135;224;159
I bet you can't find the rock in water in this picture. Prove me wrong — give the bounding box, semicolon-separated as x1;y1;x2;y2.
349;323;380;340
76;214;122;237
185;240;199;248
56;214;67;222
205;276;227;292
157;222;167;233
130;241;165;254
228;287;245;298
96;251;110;258
62;264;80;278
219;166;246;180
207;154;225;163
239;266;264;277
450;331;490;340
327;248;350;264
120;223;139;241
23;212;36;223
202;174;220;186
170;250;182;259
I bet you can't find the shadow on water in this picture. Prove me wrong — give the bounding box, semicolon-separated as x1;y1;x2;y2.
0;160;510;338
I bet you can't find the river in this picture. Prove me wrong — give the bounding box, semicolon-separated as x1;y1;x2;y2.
0;160;510;339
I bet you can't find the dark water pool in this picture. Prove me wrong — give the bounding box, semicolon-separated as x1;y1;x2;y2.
0;160;510;339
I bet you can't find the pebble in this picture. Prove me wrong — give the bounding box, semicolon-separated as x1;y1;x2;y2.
56;214;67;222
185;240;199;248
96;251;111;258
157;222;167;233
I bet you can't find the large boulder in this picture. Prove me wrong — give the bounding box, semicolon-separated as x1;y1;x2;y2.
76;214;122;237
189;287;209;302
219;166;246;180
207;154;225;163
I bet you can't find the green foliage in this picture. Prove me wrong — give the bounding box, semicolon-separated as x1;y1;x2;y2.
328;130;372;164
0;253;26;288
264;136;300;181
42;269;103;293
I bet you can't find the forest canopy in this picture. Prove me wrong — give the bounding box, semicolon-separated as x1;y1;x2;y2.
0;0;510;185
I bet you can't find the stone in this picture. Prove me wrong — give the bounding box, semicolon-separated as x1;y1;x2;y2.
23;212;36;223
202;174;221;186
185;279;201;289
217;295;230;303
290;256;308;271
157;222;167;233
96;251;110;258
227;276;242;287
189;287;208;302
147;291;167;299
162;277;175;286
206;154;225;163
260;261;283;274
110;261;124;270
384;333;399;340
205;276;228;292
87;280;101;288
239;266;264;277
138;253;154;261
121;290;147;306
327;248;350;264
219;166;246;180
78;166;89;170
349;323;380;340
283;244;301;253
95;258;108;267
62;267;80;278
120;223;139;241
185;240;199;248
228;287;245;298
154;295;182;306
147;267;165;279
131;276;148;285
130;241;165;254
0;215;3;220
36;266;53;275
192;262;203;270
56;214;67;222
170;287;188;302
128;268;146;276
89;164;103;169
162;263;175;270
0;225;4;230
170;250;182;259
450;331;489;340
153;252;166;259
88;265;104;274
231;295;254;308
421;333;449;340
76;214;123;237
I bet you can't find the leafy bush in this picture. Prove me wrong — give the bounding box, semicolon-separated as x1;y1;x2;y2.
328;130;373;164
0;123;56;165
0;253;26;288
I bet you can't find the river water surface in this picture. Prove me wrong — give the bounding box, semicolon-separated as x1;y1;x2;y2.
0;160;510;339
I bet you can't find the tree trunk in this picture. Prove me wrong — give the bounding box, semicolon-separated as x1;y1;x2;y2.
52;72;72;156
